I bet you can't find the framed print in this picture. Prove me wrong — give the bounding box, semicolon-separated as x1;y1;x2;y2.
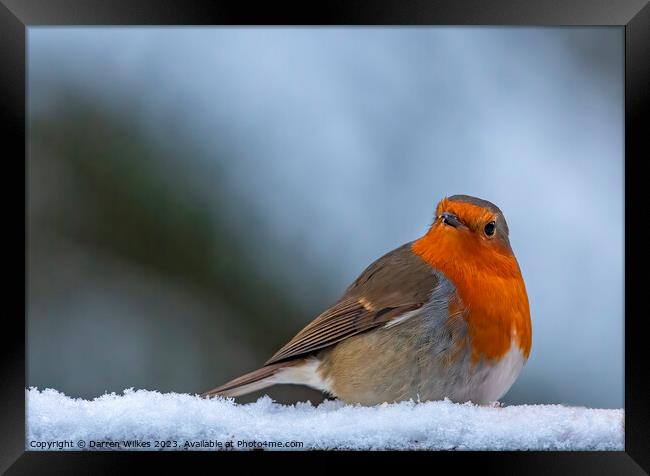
1;0;648;473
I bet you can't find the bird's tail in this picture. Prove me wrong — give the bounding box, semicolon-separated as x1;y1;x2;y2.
201;360;304;399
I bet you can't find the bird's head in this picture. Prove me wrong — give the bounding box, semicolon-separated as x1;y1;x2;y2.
412;195;520;279
430;194;513;255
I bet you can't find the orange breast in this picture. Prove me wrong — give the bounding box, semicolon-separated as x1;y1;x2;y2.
412;234;531;363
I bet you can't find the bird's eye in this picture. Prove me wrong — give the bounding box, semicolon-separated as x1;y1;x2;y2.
484;221;496;237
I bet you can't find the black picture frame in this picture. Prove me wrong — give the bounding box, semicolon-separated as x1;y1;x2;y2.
2;0;648;473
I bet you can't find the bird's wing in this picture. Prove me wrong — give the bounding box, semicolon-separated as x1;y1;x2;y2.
265;242;444;365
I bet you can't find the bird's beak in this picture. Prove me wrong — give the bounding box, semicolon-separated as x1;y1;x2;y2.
440;212;464;229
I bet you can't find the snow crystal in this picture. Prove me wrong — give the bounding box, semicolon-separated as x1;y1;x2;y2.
26;388;624;451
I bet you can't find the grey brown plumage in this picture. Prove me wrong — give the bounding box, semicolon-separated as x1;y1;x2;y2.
202;243;440;399
266;243;438;364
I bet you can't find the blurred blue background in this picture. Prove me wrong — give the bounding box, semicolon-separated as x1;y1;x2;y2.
27;27;623;408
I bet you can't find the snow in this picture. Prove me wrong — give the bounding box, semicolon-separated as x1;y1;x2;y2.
26;388;624;451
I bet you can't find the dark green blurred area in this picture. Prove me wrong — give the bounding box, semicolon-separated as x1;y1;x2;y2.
27;93;328;403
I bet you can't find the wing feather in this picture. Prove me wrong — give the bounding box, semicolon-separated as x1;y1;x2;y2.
265;242;442;365
266;243;438;365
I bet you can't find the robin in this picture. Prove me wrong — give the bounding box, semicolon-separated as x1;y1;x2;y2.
203;195;531;405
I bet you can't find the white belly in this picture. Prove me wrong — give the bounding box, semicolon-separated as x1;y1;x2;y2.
464;341;527;404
